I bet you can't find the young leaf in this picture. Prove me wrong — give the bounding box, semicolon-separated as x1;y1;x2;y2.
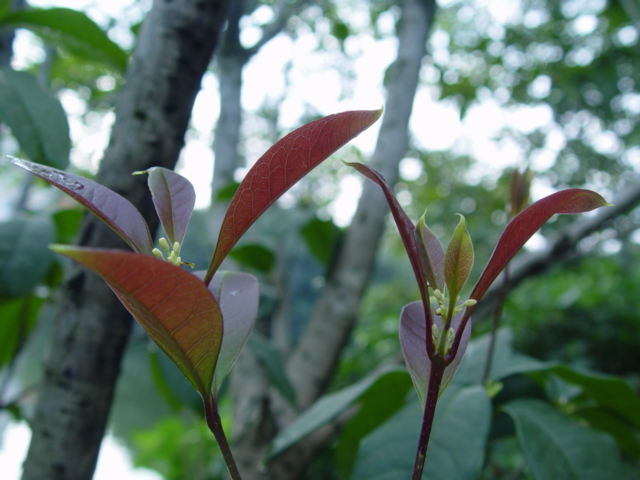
4;155;154;254
199;270;259;394
51;246;223;397
471;189;610;303
0;8;128;72
346;161;428;303
0;68;70;169
139;167;195;247
444;214;473;303
400;301;471;405
205;109;383;282
415;211;445;292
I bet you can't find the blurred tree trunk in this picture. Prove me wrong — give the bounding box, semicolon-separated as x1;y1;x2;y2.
228;0;437;478
21;1;231;479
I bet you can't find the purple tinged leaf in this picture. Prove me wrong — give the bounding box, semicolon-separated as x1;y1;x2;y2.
400;301;471;405
4;155;154;254
205;109;383;283
444;214;474;302
195;270;259;394
415;211;445;292
140;167;196;246
471;189;611;303
51;245;223;397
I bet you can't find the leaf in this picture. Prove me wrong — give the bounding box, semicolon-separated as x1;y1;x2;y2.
51;246;223;397
400;301;471;405
141;167;195;246
347;161;428;307
228;244;275;274
575;406;640;461
444;214;473;302
0;8;128;72
269;367;409;459
503;399;627;480
471;189;610;302
300;216;341;267
202;270;259;394
0;216;54;298
4;155;154;254
247;332;297;406
0;295;45;368
415;212;445;291
205;109;383;281
350;385;491;480
0;68;70;169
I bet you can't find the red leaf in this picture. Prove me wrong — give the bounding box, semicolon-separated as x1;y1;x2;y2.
4;155;154;254
415;213;445;292
204;109;383;282
143;167;196;246
471;189;610;302
51;245;222;397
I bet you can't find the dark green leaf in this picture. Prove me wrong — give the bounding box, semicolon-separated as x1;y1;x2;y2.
0;216;54;298
351;385;491;480
0;295;44;368
0;68;70;169
575;406;640;461
1;8;128;72
247;332;297;406
503;399;627;480
228;244;275;274
300;217;340;266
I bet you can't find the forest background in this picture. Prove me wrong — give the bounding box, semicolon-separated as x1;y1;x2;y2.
1;0;640;479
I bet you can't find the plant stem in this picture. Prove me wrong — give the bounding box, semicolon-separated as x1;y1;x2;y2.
411;356;445;480
203;394;243;480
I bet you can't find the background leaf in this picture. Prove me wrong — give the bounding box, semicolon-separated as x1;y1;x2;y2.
503;399;627;480
247;332;297;405
350;385;491;480
300;216;341;267
0;216;54;298
144;167;195;246
0;295;45;368
52;246;223;397
4;155;154;254
0;68;70;169
471;189;610;302
205;109;382;280
228;244;275;274
0;7;128;72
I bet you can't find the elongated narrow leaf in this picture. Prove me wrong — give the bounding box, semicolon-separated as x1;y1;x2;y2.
141;167;195;246
471;189;610;302
0;68;70;169
0;216;54;298
205;109;382;281
415;212;445;291
199;270;259;394
347;161;428;303
444;214;473;302
4;155;154;254
1;8;128;72
269;367;409;459
400;301;471;405
503;399;626;480
51;246;223;397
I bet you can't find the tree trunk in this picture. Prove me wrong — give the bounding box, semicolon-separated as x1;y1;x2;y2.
21;2;231;479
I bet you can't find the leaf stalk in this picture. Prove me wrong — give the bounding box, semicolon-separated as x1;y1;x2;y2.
203;394;243;480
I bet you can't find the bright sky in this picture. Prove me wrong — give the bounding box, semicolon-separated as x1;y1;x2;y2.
1;0;563;478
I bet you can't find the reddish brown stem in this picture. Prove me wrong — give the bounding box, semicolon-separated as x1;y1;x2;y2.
411;355;445;480
203;394;243;480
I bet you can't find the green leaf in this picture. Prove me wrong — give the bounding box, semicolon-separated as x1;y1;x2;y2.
0;295;44;368
52;246;223;397
503;399;627;480
247;332;297;406
228;244;275;274
269;367;409;459
350;385;491;480
0;8;128;72
444;214;473;302
575;406;640;461
0;68;70;169
0;216;54;298
300;217;341;267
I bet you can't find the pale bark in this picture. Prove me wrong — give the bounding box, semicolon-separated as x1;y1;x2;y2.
21;1;231;479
